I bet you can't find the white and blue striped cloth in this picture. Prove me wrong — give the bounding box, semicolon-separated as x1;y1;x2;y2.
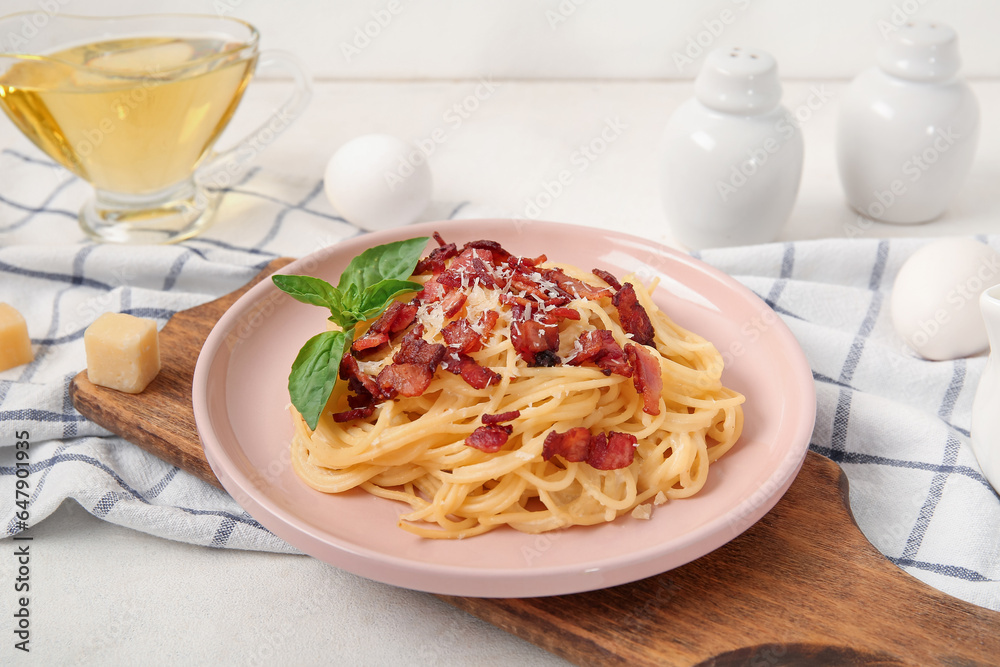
1;147;998;611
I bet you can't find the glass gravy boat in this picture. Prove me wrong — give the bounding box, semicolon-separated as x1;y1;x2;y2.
0;13;311;244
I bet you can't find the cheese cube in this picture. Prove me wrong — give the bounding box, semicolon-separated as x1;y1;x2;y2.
0;303;34;372
85;312;161;393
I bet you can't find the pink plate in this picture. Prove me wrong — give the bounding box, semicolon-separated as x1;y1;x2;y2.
192;219;816;598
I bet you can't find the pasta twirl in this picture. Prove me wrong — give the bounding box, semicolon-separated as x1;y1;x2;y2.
288;239;744;539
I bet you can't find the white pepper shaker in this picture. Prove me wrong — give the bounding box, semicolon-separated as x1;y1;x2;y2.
836;21;979;224
660;47;803;250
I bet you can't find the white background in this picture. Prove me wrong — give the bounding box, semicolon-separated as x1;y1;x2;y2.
5;0;998;247
5;0;1000;80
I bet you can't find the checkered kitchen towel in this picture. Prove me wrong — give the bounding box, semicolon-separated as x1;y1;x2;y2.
695;239;1000;612
1;148;998;611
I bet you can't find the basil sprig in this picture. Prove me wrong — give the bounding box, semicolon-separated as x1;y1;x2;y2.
273;236;429;429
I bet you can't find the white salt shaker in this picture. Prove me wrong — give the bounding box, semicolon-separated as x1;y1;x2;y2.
660;47;803;249
836;22;979;224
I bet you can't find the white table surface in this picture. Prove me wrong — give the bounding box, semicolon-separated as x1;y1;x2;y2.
5;77;1000;666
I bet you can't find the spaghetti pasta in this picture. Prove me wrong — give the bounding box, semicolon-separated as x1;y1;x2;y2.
288;237;744;539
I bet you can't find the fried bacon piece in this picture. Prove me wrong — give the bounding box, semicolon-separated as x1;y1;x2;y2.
471;257;499;289
441;310;500;355
376;363;434;398
587;431;637;470
507;271;571;307
542;428;636;469
441;318;479;352
542;427;592;463
441;319;478;353
592;268;622;291
380;301;419;333
499;292;554;310
331;405;375;423
466;424;513;452
567;330;632;377
352;330;388;353
508;254;546;272
370;325;447;399
416;276;447;304
347;391;375;409
510;305;561;366
511;319;560;366
392;325;446;369
442;351;502;389
625;343;662;415
482;410;520;425
543;267;613;301
339;354;383;400
414;232;459;275
440;291;468;319
612;282;655;346
351;300;419;353
478;310;500;337
437;248;498;290
548;307;580;321
464;239;512;264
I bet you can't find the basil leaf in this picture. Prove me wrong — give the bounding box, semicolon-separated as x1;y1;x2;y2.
338;237;429;294
273;274;355;327
273;274;341;310
356;279;424;319
287;330;351;430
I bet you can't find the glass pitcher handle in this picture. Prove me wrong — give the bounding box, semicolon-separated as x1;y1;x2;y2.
199;50;313;189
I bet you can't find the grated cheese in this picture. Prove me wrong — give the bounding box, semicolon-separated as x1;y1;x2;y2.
631;504;652;520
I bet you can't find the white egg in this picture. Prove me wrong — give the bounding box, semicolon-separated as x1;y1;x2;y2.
323;134;432;231
891;238;1000;361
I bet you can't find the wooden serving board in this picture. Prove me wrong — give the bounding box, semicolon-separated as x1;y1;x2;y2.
70;259;1000;666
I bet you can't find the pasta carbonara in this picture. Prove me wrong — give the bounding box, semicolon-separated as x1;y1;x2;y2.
289;235;744;539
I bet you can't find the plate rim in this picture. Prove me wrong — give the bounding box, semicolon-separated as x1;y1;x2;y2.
193;218;816;597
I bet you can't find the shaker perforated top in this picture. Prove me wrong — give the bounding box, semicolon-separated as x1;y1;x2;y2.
876;21;961;82
694;47;782;115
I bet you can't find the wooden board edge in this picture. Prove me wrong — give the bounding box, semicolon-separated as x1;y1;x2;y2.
68;257;296;489
69;370;224;488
